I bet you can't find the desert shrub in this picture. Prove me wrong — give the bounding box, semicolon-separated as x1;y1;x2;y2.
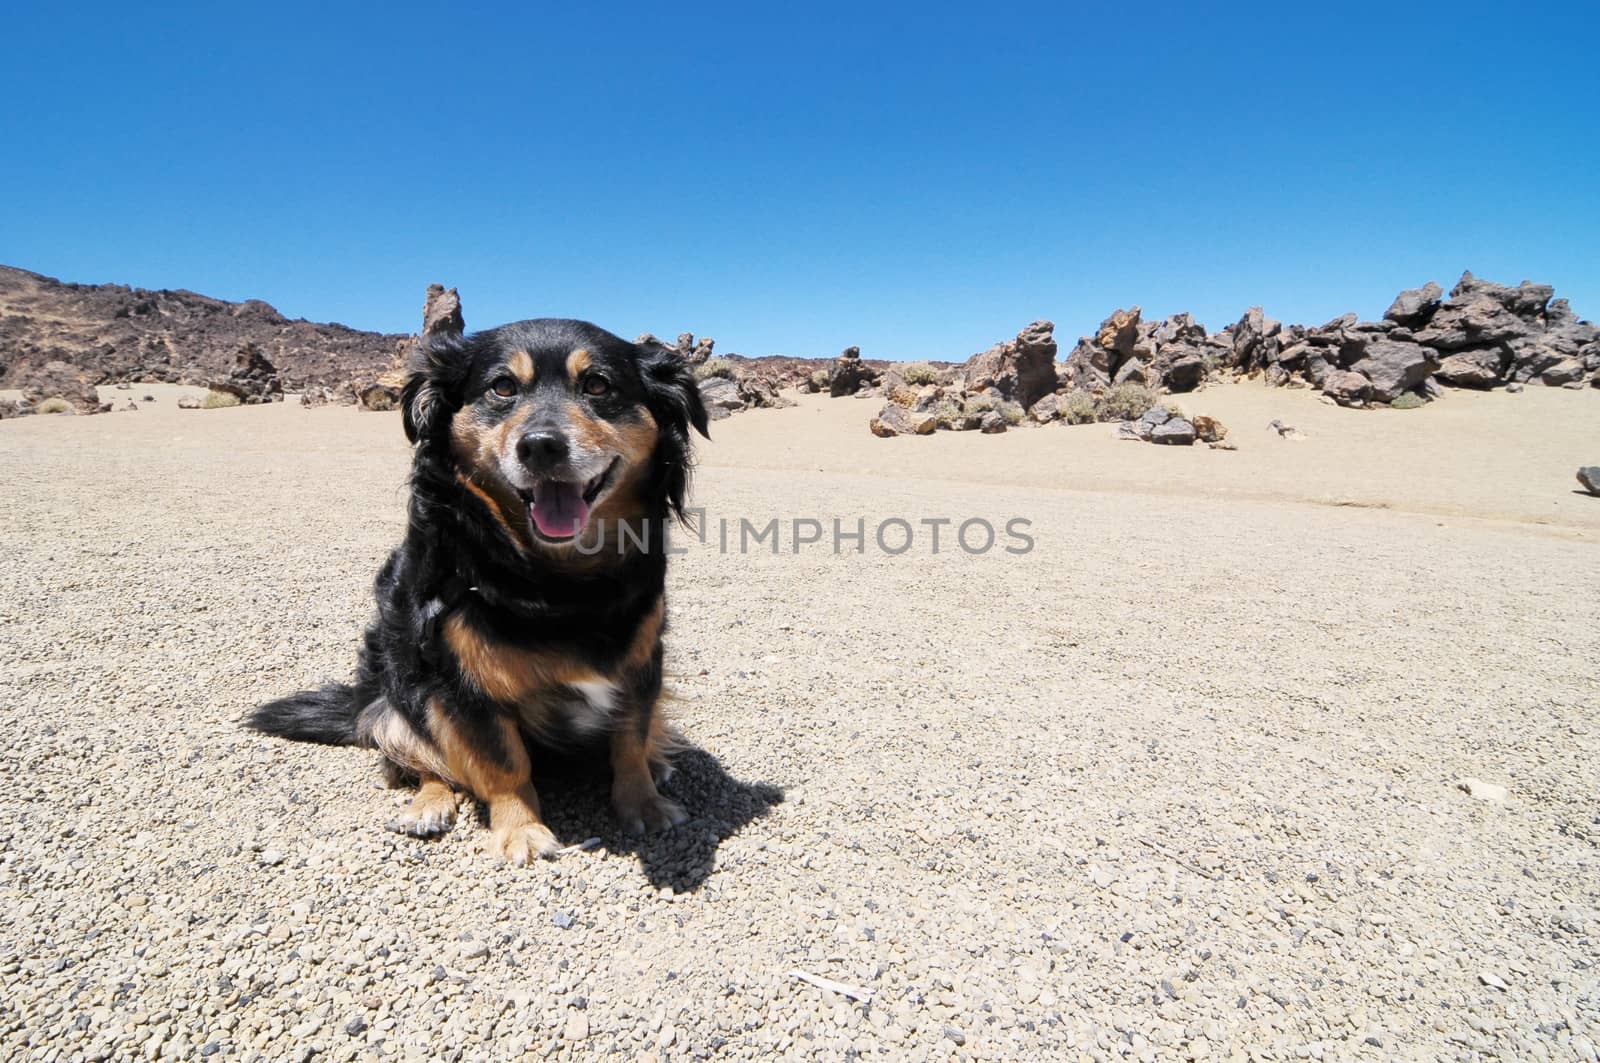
1095;383;1158;422
1059;391;1098;425
200;389;241;409
934;398;964;430
898;361;940;386
35;397;73;415
809;369;829;391
693;358;735;381
998;401;1025;426
1390;392;1426;410
962;392;999;417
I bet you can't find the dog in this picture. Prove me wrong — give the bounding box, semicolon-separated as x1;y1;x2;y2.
247;319;710;864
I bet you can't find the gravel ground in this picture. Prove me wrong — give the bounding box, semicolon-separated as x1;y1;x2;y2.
1;385;1597;1062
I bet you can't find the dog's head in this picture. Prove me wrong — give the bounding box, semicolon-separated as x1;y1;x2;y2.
403;319;709;547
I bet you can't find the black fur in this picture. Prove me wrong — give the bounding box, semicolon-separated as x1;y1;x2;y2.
247;319;708;778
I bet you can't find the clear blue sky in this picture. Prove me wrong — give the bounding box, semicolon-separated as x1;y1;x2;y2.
4;2;1596;360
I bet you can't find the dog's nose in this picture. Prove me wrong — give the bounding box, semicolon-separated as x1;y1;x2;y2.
516;430;570;466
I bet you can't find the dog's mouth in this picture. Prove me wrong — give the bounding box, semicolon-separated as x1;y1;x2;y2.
521;460;617;542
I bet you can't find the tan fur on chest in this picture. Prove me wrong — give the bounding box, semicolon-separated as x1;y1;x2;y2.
442;602;662;732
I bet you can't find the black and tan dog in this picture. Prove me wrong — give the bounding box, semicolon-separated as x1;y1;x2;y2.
247;319;709;864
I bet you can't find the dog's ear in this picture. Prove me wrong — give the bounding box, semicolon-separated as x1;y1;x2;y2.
402;332;472;444
636;340;710;521
638;341;710;442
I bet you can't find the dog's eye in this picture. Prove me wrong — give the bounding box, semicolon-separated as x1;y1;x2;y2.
489;377;518;399
582;375;610;397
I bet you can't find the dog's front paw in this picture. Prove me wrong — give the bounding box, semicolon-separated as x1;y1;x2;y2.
614;791;688;836
492;822;560;866
386;785;458;838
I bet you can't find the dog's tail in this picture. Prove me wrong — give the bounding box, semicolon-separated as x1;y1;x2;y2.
246;684;363;746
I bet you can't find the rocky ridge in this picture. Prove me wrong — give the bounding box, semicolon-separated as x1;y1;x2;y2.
862;272;1599;436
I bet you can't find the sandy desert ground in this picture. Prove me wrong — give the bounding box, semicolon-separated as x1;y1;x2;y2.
1;381;1597;1062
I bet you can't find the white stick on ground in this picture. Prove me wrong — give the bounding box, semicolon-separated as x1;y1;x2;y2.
1138;838;1221;881
556;837;602;855
789;970;874;1003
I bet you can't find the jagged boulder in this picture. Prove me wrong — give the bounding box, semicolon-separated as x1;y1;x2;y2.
1349;339;1436;403
1061;336;1113;391
1230;307;1282;371
1322;369;1372;407
422;284;465;337
1435;347;1508;388
962;320;1057;409
829;346;879;397
1384;282;1444;327
22;360;109;414
209;341;283;404
870;403;936;437
698;376;744;420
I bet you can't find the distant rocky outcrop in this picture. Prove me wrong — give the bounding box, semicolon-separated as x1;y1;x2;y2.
962;320;1058;409
1212;272;1598;406
19;359;110;415
814;346;876;398
208;342;284;404
344;284;466;411
869;271;1597;437
1062;308;1226;394
0;265;408;411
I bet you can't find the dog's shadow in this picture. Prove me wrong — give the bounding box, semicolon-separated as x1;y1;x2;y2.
508;743;783;892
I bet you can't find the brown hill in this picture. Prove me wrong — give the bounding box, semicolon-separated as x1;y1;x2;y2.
0;265;408;392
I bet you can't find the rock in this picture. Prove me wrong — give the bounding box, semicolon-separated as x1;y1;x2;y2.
1415;283;1536;351
1061;336;1112;391
1383;282;1444;327
1191;415;1228;443
562;1011;590;1041
1112;357;1151;386
356;383;401;411
209;342;284;404
1095;307;1142;362
122;401;139;411
1478;972;1509;992
1577;467;1600;496
1208;440;1238;451
21;360;110;414
142;394;154;402
176;396;201;410
736;373;792;411
962;320;1058;409
1434;347;1507;388
1321;369;1371;407
869;403;936;437
1028;393;1062;423
1160;348;1209;392
829;346;879;397
1540;359;1585;386
1505;381;1524;393
1138;406;1172;427
698;376;745;418
1114;420;1142;441
421;284;465;337
1451;271;1554;316
1268;419;1304;440
1151;417;1196;445
1230;307;1282;370
979;411;1007;434
1455;778;1508;804
1350;339;1436;402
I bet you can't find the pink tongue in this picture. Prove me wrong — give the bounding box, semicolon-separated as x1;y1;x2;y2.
529;482;591;539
